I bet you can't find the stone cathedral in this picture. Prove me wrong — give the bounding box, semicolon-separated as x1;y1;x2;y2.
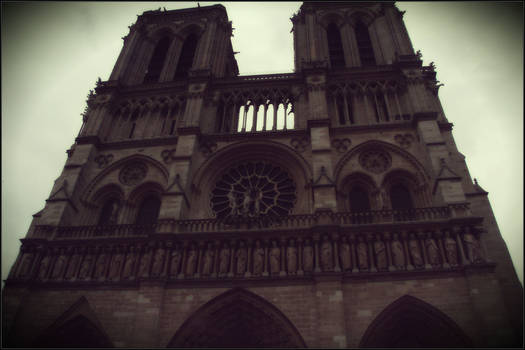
3;2;523;348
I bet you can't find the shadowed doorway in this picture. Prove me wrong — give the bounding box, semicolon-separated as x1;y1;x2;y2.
167;288;306;348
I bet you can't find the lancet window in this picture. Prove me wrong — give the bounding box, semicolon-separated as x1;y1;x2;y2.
390;184;413;210
349;186;371;212
175;33;199;79
355;21;376;66
135;196;161;225
144;36;172;83
98;198;120;226
215;88;296;134
327;22;345;68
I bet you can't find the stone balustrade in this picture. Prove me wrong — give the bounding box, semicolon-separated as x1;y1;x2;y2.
29;205;471;240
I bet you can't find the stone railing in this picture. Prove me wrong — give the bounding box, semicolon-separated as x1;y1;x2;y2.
9;222;489;285
29;204;471;240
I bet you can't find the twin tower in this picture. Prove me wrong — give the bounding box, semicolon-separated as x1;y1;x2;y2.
4;2;522;348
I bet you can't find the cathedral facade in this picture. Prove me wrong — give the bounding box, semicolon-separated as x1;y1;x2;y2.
3;2;523;348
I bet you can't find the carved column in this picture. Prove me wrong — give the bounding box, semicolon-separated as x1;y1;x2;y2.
435;231;447;268
213;240;221;278
332;233;341;272
228;239;235;277
384;232;395;271
245;239;253;278
263;239;269;277
313;235;321;273
177;242;188;279
418;231;431;270
350;235;358;273
297;237;304;276
279;238;286;276
366;234;377;272
476;227;490;262
195;242;204;278
455;227;469;266
401;231;414;270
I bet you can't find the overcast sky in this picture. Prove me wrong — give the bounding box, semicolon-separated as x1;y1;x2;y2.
2;2;523;286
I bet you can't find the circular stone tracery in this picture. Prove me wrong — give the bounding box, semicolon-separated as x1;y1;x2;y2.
359;149;392;174
119;162;148;186
211;162;297;222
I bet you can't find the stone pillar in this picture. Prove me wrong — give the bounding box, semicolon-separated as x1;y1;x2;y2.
314;280;347;348
366;234;377;272
332;234;341;272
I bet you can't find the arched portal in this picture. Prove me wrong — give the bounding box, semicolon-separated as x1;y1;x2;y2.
359;295;472;348
34;315;113;348
167;288;307;348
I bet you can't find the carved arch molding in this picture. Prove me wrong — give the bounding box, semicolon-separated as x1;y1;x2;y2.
168;288;307;348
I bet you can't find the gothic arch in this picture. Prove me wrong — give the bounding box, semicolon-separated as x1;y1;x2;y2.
167;288;307;348
82;154;169;205
359;295;472;348
32;296;114;348
190;140;313;217
334;140;431;188
339;171;378;212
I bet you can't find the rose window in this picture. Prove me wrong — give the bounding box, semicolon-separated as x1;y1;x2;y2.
211;162;297;221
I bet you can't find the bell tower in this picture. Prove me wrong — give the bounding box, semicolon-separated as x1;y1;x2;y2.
110;5;238;85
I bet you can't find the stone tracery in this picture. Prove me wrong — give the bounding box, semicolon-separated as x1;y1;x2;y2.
210;161;297;223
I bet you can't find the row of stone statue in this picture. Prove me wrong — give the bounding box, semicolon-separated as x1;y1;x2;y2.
10;228;486;282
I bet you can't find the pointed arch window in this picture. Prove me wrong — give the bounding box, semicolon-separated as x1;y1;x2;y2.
98;198;120;226
355;21;376;66
135;195;161;225
327;23;345;68
144;36;171;83
175;33;199;79
390;184;413;210
349;186;371;212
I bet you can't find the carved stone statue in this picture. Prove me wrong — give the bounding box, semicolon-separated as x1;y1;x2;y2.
302;239;313;272
94;251;108;280
242;191;252;216
408;234;423;267
425;237;440;265
391;234;405;269
138;248;152;278
228;191;238;216
444;232;458;265
236;241;247;275
254;190;264;215
252;240;264;276
269;240;281;274
51;252;67;279
151;247;165;277
78;254;93;280
108;201;120;225
340;236;352;271
374;236;387;270
123;247;137;279
286;239;297;274
169;247;182;277
185;244;197;276
320;236;333;271
109;251;124;280
202;243;215;276
463;231;484;263
357;236;368;270
219;243;231;275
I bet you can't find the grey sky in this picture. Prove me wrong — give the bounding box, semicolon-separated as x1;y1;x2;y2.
2;2;523;286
